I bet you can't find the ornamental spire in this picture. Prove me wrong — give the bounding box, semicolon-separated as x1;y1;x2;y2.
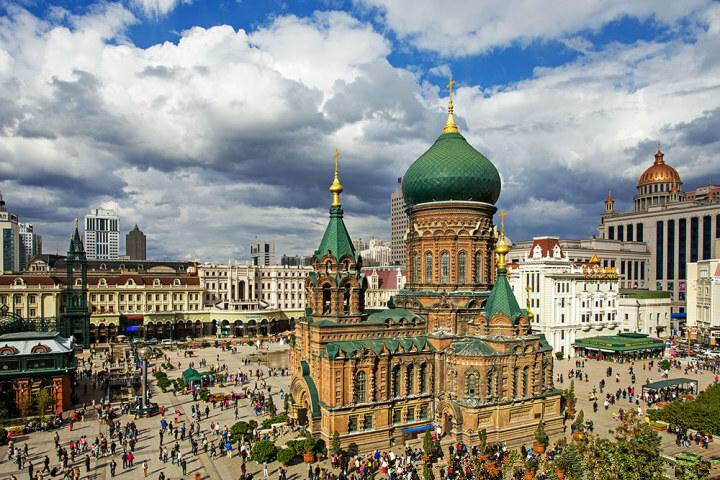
495;209;509;270
329;148;343;207
442;77;459;134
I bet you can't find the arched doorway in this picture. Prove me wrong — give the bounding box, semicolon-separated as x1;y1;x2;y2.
259;319;269;336
234;321;243;337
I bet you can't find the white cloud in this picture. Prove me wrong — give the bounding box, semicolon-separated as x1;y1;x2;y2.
129;0;191;18
357;0;712;56
1;2;719;260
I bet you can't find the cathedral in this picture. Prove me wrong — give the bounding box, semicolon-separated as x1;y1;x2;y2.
290;83;562;452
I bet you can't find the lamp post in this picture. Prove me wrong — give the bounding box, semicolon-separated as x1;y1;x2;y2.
137;346;149;414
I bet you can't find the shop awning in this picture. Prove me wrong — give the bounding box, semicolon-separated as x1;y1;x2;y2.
642;378;697;392
403;424;433;434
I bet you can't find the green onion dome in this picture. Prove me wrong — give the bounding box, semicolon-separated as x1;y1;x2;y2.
402;130;501;207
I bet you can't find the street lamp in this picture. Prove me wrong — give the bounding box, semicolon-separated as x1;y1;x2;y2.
137;346;149;414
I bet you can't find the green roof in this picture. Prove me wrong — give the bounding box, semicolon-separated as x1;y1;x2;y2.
620;290;672;299
325;337;433;359
182;367;202;383
642;378;697;391
300;361;321;419
574;333;666;352
315;206;357;261
402;131;501;207
453;339;496;356
484;269;523;320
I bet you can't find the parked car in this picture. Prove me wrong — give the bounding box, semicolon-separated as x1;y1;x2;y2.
161;339;175;346
146;338;159;345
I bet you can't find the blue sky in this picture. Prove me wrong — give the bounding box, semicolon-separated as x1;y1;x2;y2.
1;0;719;260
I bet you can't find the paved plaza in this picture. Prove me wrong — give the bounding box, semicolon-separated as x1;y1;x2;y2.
0;341;718;479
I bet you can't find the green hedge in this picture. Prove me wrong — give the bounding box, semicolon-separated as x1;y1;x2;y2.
648;384;720;434
261;414;289;429
251;440;277;463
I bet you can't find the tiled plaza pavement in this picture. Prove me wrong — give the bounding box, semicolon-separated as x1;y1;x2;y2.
1;341;719;479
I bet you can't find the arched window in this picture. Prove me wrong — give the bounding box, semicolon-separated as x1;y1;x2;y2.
413;253;420;284
325;261;332;273
343;284;351;313
522;366;530;397
424;252;433;283
354;371;366;403
440;252;449;284
458;251;467;283
392;364;401;397
474;251;482;283
466;371;479;398
487;368;496;400
418;363;427;393
406;364;414;395
513;368;520;398
322;284;332;314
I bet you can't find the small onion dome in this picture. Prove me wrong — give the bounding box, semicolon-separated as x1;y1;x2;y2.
638;149;681;186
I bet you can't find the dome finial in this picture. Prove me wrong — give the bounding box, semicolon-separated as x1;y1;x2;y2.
329;148;343;207
495;209;509;269
655;144;664;165
442;77;459;134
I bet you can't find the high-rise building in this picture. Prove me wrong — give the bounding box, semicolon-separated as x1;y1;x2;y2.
599;150;720;311
125;224;146;260
390;178;408;265
0;193;20;274
19;223;42;271
250;240;276;266
84;208;120;260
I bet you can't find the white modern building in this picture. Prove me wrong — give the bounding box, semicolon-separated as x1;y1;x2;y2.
617;289;673;338
0;193;20;274
19;223;42;271
390;178;408;265
507;237;621;357
84;208;120;260
362;266;406;309
198;263;310;313
686;248;720;345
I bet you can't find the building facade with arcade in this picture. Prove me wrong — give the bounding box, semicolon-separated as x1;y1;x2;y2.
290;90;562;452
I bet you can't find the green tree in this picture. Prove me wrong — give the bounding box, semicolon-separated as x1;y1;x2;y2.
423;463;435;480
35;387;52;420
423;430;435;460
478;428;488;455
555;443;583;480
330;431;341;456
534;420;548;447
563;380;577;420
572;409;584;432
283;394;290;414
581;410;669;480
267;395;277;417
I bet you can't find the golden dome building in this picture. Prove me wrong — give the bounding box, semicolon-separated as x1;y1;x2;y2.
634;149;683;211
290;83;562;452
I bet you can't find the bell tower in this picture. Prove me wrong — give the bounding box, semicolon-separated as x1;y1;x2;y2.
60;220;90;346
306;150;366;322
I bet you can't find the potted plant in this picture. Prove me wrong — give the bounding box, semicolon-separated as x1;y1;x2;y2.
533;421;548;454
571;410;585;440
303;437;317;463
524;458;539;479
478;428;489;461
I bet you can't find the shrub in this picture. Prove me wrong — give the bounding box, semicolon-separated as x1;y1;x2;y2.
658;359;671;371
572;410;584;432
423;430;435;459
277;448;296;465
154;371;168;380
261;414;289;429
330;431;341;456
555;351;564;360
156;377;171;392
231;420;258;441
251;440;277;463
423;463;435;480
285;439;306;457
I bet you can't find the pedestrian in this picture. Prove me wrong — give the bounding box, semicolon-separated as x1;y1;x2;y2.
85;455;91;472
143;460;149;477
110;458;117;477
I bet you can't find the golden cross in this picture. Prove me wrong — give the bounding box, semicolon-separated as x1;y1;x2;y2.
499;209;506;236
333;148;340;175
447;78;456;99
